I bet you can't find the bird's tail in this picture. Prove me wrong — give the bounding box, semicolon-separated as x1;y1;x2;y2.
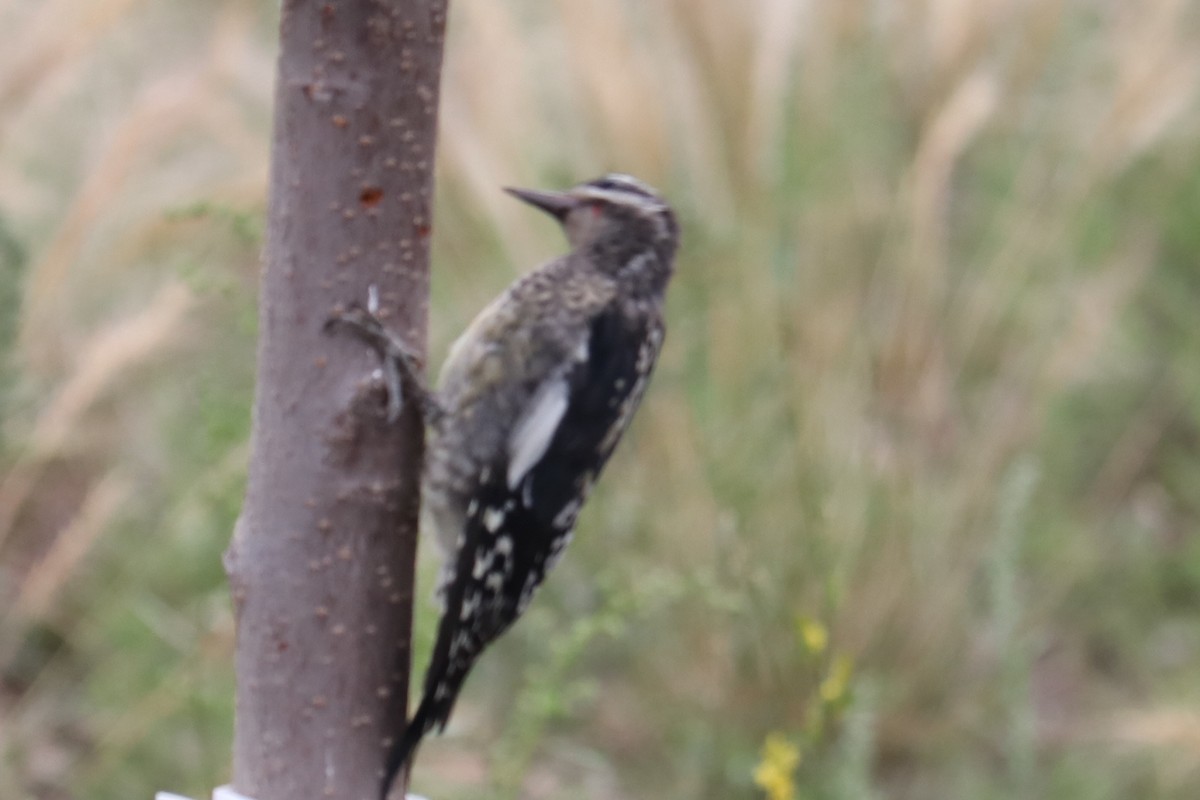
379;676;464;800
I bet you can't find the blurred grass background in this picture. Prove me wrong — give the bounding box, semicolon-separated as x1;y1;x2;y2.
2;0;1200;798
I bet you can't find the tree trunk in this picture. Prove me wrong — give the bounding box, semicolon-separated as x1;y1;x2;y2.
225;2;447;798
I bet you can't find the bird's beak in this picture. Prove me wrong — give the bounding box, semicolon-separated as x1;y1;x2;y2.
503;186;578;220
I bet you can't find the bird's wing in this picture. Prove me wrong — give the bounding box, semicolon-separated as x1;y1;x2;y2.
385;303;665;792
423;302;665;718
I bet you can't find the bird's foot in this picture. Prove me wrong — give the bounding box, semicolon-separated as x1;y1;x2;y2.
325;298;435;424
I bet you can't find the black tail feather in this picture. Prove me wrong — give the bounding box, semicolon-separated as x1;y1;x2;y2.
379;695;429;800
380;504;484;799
379;678;465;800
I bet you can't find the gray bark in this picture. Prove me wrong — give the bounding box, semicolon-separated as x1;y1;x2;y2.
225;2;447;798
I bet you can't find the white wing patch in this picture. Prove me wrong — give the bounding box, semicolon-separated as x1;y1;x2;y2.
506;334;590;490
507;377;570;489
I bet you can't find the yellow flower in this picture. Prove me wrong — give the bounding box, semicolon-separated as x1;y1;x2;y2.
796;616;828;656
819;654;854;705
753;733;801;800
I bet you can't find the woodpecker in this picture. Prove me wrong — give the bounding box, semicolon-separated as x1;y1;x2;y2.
330;174;678;799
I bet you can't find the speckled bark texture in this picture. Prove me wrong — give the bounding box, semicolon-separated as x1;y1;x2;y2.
225;2;447;798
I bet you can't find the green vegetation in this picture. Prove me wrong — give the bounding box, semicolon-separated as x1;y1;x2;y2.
2;1;1199;798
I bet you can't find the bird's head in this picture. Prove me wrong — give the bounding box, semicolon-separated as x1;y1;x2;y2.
505;174;679;269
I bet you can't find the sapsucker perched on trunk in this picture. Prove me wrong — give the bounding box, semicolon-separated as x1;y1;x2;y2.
330;174;678;800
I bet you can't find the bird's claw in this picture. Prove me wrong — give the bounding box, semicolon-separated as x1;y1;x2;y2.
325;301;429;424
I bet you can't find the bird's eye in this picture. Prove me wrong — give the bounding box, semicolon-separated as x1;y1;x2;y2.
590;202;603;218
